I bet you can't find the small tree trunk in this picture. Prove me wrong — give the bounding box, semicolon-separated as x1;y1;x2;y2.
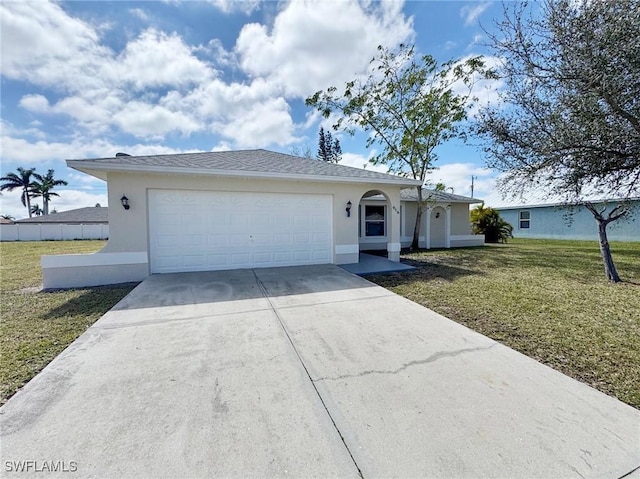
411;186;423;250
597;219;621;283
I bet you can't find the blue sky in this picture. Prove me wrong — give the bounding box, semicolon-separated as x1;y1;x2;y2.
0;0;505;219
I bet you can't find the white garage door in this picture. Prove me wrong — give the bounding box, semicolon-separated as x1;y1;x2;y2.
148;190;333;273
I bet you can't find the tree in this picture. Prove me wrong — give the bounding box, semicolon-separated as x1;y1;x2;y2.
306;44;495;248
470;203;513;243
289;145;314;159
31;169;68;215
434;182;454;194
0;167;36;218
317;126;342;163
30;203;43;216
475;0;640;282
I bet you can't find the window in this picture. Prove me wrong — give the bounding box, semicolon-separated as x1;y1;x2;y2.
519;210;530;229
365;205;385;236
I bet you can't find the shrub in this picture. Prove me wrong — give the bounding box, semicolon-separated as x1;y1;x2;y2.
471;203;514;243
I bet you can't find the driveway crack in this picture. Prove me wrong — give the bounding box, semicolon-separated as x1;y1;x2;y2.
313;343;498;382
251;270;364;479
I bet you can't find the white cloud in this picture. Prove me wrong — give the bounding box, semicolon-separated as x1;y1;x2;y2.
51;94;121;129
47;189;109;213
67;172;104;190
425;163;495;198
208;0;261;15
0;1;111;91
460;2;491;27
469;33;484;47
18;94;50;112
0;120;47;140
0;135;186;163
1;0;419;151
235;0;414;97
214;97;295;148
1;4;217;140
129;8;149;21
112;29;214;90
211;141;233;152
113;101;202;138
340;152;389;173
448;55;504;117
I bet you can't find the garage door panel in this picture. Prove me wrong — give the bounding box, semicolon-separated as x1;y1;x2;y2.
156;256;181;270
149;190;332;273
293;233;310;244
157;235;179;247
206;235;227;247
206;253;229;266
183;235;204;247
231;253;252;265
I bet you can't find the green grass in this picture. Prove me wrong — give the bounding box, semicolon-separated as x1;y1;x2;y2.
368;238;640;409
0;241;137;405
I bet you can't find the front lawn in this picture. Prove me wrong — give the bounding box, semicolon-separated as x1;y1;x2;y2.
0;241;137;405
368;238;640;409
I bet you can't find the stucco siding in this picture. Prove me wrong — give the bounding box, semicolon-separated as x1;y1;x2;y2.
450;204;472;235
498;202;640;241
103;171;403;263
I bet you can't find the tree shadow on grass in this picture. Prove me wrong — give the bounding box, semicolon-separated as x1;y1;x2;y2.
369;257;485;287
38;283;138;320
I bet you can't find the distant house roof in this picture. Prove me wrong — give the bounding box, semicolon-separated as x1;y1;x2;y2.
483;189;640;210
66;149;421;187
0;217;15;224
16;207;108;224
366;188;482;204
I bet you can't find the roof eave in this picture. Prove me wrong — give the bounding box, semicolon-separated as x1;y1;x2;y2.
66;161;422;187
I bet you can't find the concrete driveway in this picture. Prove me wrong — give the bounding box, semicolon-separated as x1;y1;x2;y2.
1;265;638;478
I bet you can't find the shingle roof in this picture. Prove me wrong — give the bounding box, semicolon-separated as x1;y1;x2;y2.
16;207;108;224
400;188;482;204
366;188;481;204
67;149;421;186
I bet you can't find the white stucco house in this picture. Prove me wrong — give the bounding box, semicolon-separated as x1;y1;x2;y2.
42;150;483;289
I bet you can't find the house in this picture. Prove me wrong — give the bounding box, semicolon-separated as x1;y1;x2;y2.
360;188;483;250
0;217;15;224
1;206;109;242
485;193;640;242
42;150;482;289
15;206;109;224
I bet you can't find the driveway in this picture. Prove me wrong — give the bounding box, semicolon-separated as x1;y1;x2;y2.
1;265;638;478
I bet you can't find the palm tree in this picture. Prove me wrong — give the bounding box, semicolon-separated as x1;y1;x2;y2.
434;182;454;194
30;203;43;216
31;169;68;215
0;167;36;218
471;203;514;243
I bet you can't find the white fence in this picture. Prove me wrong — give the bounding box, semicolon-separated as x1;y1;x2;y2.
0;224;109;241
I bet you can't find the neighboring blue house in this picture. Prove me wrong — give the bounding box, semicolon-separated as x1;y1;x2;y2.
484;195;640;242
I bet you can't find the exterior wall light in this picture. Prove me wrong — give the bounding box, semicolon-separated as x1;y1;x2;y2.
120;195;130;210
435;211;440;218
346;200;352;217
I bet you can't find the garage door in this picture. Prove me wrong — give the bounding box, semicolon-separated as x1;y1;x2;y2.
148;190;333;273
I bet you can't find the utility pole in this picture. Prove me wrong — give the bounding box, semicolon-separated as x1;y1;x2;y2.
470;175;477;198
